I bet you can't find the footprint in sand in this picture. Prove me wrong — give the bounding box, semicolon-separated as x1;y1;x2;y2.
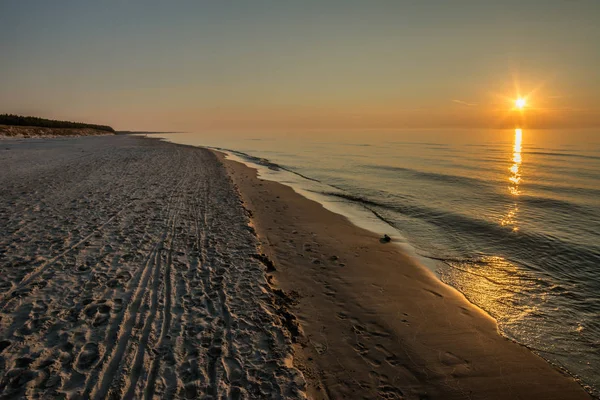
14;357;34;368
378;383;404;399
41;373;61;389
82;301;112;326
223;357;244;383
75;342;101;371
0;340;11;354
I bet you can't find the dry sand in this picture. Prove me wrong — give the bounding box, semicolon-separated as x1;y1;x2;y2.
216;151;592;400
0;136;305;399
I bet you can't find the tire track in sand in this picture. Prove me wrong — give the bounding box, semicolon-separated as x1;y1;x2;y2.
142;186;180;400
86;162;185;400
126;170;187;400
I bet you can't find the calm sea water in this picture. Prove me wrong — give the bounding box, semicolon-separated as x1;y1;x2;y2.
151;129;600;395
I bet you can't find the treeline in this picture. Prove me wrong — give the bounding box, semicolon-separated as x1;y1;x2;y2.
0;114;115;133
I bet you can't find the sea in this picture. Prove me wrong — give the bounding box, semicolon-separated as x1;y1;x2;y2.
148;128;600;396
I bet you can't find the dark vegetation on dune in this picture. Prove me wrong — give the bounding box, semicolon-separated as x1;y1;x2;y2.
0;114;114;132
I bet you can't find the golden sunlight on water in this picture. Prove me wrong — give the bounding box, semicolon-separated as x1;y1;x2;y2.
443;255;539;333
501;129;523;230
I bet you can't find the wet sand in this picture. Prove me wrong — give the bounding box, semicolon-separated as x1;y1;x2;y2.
0;136;304;399
216;151;591;400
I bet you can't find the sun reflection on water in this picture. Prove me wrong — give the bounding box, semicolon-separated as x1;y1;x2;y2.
510;128;523;189
501;128;523;230
440;255;540;330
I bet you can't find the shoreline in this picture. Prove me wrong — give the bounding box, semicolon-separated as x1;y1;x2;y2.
213;146;595;395
217;148;446;275
214;149;592;399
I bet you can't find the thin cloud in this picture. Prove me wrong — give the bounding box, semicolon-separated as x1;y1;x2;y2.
452;99;478;106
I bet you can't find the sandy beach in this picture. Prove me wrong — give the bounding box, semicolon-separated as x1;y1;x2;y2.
0;136;304;399
0;135;591;399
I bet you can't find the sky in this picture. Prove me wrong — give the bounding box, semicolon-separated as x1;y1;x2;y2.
1;0;599;131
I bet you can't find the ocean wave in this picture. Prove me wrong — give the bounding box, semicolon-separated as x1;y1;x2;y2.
217;148;323;183
360;164;494;187
520;195;599;219
526;151;600;161
340;143;372;147
359;164;600;207
320;191;600;279
525;182;600;200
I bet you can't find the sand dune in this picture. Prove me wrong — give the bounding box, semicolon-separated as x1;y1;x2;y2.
0;125;113;138
0;136;305;399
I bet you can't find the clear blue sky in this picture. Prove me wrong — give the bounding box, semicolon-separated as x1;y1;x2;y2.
1;0;599;130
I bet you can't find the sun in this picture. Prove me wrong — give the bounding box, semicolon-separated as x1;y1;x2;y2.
515;98;526;109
